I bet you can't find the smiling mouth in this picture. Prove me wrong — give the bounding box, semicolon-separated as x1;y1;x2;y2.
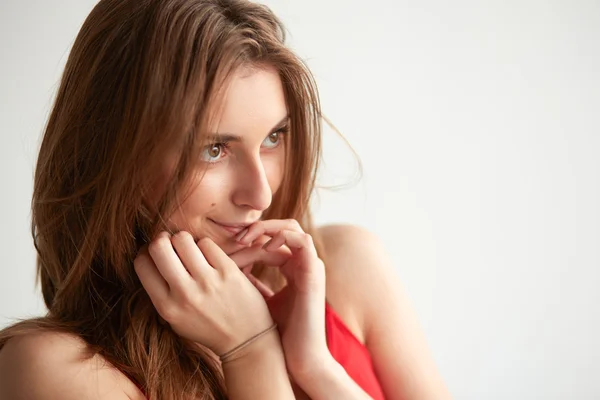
208;218;253;236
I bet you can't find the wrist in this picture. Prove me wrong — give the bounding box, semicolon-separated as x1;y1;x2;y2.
220;327;296;399
291;352;340;387
294;356;373;400
220;327;283;370
219;323;278;363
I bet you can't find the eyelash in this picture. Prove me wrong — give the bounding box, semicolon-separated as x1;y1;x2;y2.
201;126;289;164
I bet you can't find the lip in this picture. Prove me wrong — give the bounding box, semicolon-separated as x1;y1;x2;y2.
208;218;255;235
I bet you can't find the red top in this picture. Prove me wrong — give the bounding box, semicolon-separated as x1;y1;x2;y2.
140;304;386;399
325;302;386;400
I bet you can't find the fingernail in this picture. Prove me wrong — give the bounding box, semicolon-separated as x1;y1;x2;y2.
236;228;249;242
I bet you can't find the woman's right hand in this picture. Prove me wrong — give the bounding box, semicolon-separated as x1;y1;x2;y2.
133;231;274;356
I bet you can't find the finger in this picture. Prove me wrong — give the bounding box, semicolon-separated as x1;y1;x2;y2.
134;250;169;304
262;230;286;251
196;237;233;273
264;230;317;257
229;241;292;268
247;273;275;299
262;230;324;290
148;232;192;290
241;265;253;276
170;231;213;279
238;219;303;245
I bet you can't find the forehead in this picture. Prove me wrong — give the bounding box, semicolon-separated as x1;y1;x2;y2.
210;65;288;135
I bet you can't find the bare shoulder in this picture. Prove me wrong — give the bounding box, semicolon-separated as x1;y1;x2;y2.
318;223;394;284
318;223;387;259
0;330;142;400
319;224;452;399
318;224;398;341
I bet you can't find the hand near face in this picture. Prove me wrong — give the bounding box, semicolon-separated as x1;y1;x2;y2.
229;219;329;380
133;231;274;356
134;220;330;383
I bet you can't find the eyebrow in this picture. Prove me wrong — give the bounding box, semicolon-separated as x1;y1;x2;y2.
206;115;290;143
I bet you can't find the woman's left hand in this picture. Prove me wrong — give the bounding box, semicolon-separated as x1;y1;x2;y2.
228;219;329;381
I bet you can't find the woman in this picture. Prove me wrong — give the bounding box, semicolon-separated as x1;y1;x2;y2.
0;0;450;399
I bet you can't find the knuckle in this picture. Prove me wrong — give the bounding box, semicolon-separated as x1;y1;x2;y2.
179;287;198;306
286;218;300;228
197;237;212;247
157;302;178;321
273;231;284;241
217;262;233;278
303;233;313;246
148;235;171;255
222;257;237;270
172;230;193;244
222;260;242;277
201;280;218;296
246;224;260;237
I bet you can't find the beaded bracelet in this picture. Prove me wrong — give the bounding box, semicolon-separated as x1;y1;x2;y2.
219;323;278;364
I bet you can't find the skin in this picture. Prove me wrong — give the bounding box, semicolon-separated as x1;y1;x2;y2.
136;65;358;397
0;65;452;399
159;65;288;256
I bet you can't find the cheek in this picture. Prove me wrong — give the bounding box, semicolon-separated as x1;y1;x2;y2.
264;153;285;193
167;172;228;230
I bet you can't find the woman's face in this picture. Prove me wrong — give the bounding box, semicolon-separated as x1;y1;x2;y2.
165;66;288;255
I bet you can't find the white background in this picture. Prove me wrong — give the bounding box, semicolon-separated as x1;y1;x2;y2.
1;1;599;399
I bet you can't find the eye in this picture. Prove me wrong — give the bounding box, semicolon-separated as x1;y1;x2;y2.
262;131;283;149
200;143;226;163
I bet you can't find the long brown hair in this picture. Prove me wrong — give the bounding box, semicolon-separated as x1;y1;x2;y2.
0;0;323;398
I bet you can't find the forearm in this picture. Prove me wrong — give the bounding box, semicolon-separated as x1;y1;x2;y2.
296;357;372;400
221;330;295;399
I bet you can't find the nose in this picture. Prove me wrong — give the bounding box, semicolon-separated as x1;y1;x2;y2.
231;154;272;212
